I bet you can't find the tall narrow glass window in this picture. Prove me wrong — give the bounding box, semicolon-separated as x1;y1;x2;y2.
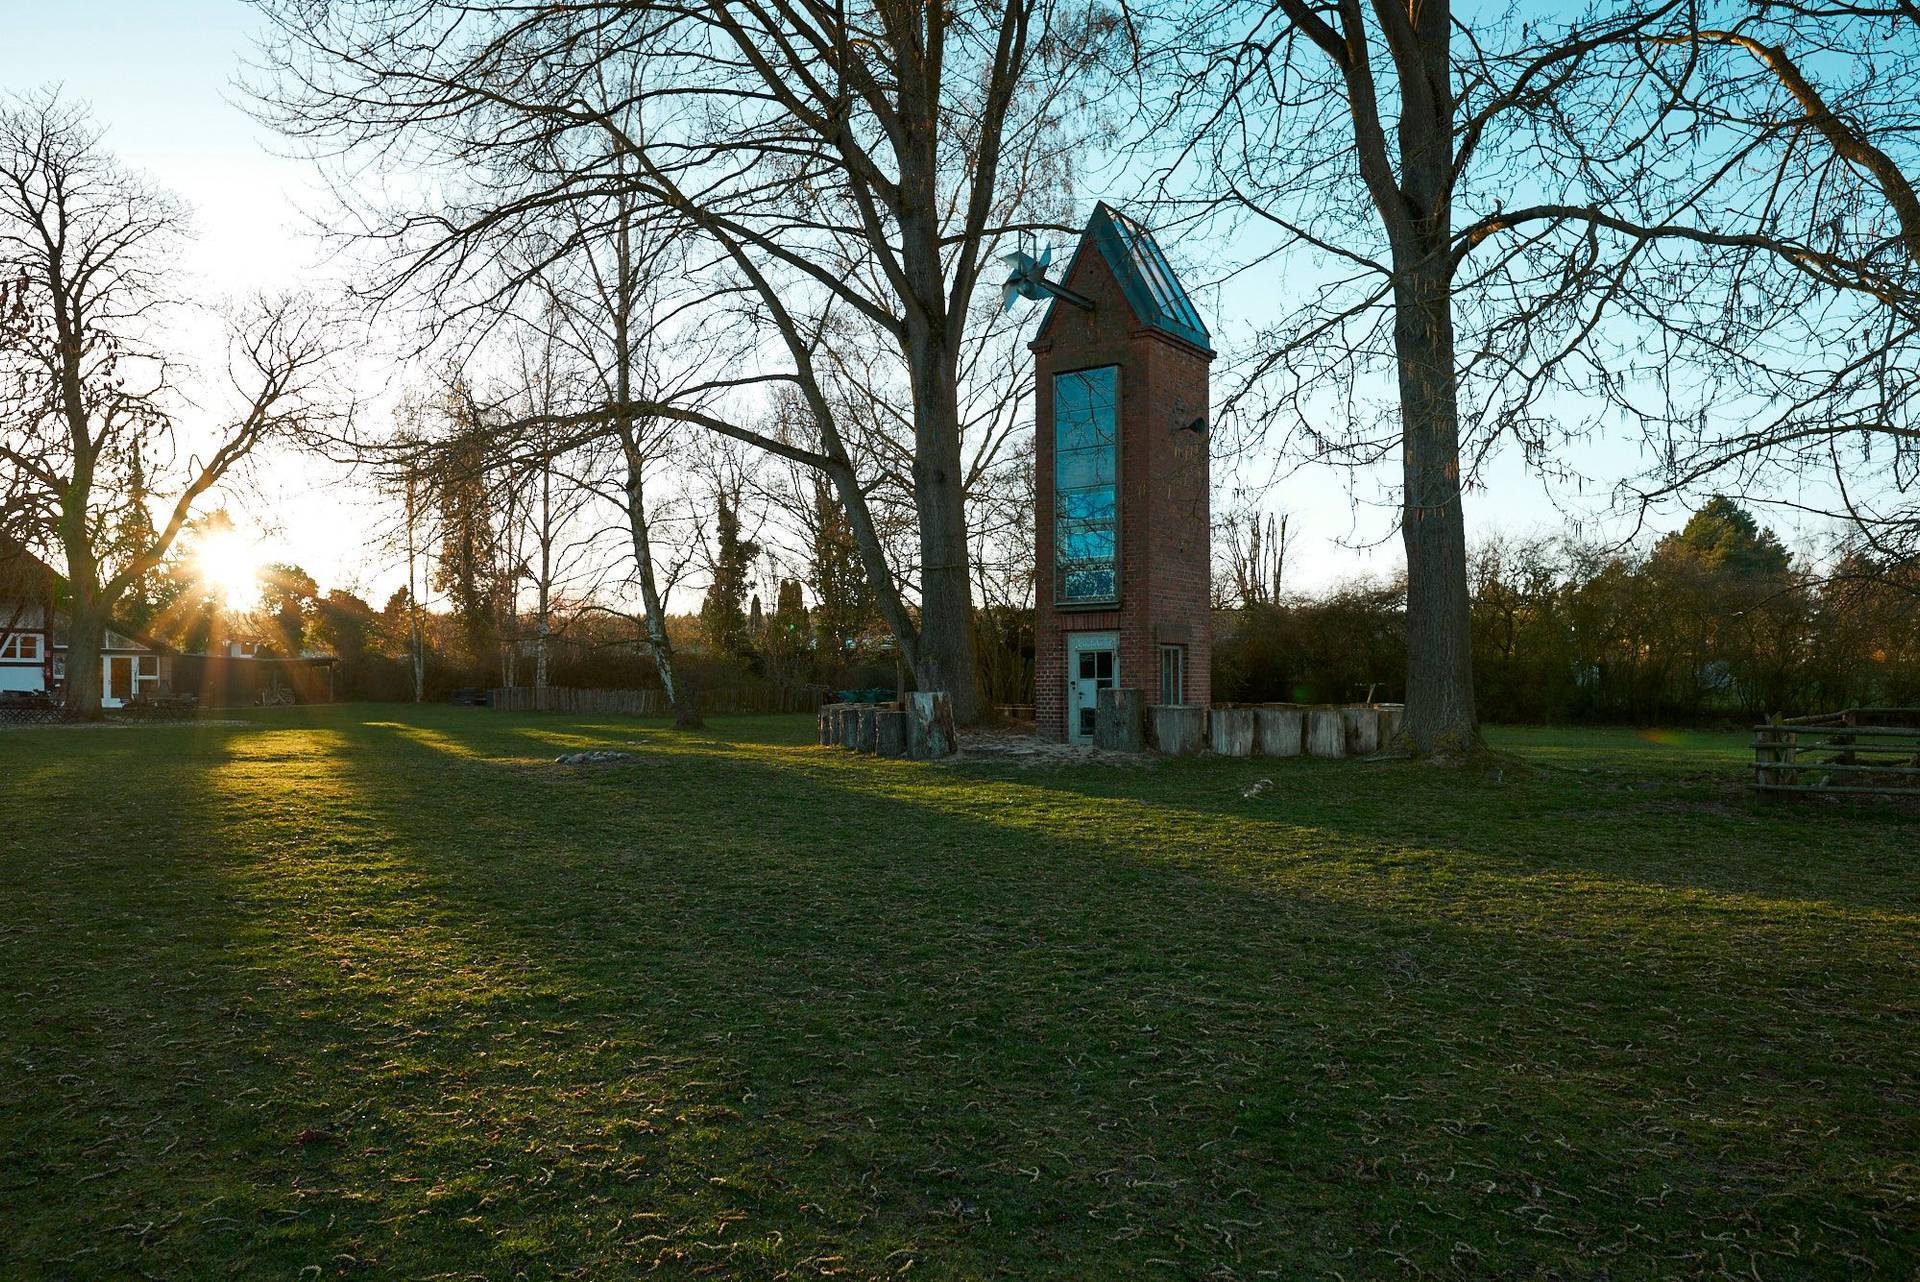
1054;366;1119;603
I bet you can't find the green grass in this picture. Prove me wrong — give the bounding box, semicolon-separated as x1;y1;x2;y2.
1;707;1914;1279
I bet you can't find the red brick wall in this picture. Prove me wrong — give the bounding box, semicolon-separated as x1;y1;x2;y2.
1031;238;1213;741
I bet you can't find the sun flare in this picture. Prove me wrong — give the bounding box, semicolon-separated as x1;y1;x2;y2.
195;528;265;610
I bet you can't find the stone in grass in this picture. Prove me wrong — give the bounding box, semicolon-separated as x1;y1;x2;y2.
554;750;639;765
1343;705;1380;755
1305;709;1346;758
1254;706;1304;757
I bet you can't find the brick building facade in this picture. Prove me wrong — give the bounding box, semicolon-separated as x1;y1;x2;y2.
1030;205;1214;742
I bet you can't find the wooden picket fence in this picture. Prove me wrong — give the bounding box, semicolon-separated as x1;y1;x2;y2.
1752;708;1920;797
490;684;829;717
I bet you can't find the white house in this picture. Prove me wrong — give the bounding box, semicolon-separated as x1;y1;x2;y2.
0;539;175;709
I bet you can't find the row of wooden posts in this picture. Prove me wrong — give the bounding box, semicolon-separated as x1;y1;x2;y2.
1098;693;1405;757
819;693;959;760
1752;708;1920;796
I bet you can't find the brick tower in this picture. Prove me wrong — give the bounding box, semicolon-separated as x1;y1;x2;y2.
1030;204;1213;743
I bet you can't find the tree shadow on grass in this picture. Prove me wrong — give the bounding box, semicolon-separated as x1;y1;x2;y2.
10;711;1911;1279
930;737;1920;919
311;716;1917;1278
0;723;381;1277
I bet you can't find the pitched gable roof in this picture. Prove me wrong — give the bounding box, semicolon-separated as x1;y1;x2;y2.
1037;203;1213;354
0;534;58;601
0;533;176;654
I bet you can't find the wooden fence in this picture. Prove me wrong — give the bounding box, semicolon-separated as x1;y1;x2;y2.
490;684;829;717
1752;708;1920;797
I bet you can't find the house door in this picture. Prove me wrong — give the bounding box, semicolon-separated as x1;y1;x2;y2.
105;656;135;708
1065;631;1118;745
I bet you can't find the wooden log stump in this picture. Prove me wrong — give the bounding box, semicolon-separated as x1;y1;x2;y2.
834;705;858;747
907;691;957;759
1151;704;1206;756
874;709;908;758
1094;688;1146;752
1375;704;1404;749
1210;707;1256;757
817;705;837;745
1344;705;1380;755
1255;706;1304;757
1306;708;1346;758
855;705;879;753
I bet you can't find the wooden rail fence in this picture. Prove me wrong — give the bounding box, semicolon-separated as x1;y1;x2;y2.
490;684;829;717
1753;708;1920;797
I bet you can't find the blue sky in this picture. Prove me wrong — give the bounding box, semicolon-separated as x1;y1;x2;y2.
1;0;397;594
1;1;1820;601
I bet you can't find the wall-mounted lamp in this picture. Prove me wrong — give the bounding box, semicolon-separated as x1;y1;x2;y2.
1177;414;1209;436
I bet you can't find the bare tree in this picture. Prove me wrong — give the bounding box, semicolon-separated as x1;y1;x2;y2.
1146;0;1920;753
534;190;712;725
1609;3;1920;572
247;0;1118;721
495;322;610;693
0;91;339;716
1218;508;1288;609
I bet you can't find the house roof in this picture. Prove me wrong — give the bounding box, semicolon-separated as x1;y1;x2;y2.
1038;202;1213;354
0;533;177;655
0;533;59;600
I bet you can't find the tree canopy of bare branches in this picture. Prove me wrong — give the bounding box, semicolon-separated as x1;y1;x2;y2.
247;0;1121;721
1141;0;1920;753
0;89;342;715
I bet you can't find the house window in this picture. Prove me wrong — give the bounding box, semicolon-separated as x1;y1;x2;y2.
138;656;158;678
1158;644;1185;706
1054;365;1119;603
0;633;39;662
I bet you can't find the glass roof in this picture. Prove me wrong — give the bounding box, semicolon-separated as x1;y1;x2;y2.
1090;204;1212;352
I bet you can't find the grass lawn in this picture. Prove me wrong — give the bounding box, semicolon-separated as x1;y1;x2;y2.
2;707;1915;1279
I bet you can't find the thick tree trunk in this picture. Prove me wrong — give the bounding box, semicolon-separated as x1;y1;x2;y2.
1348;0;1478;758
64;603;106;718
903;327;983;723
1392;265;1480;755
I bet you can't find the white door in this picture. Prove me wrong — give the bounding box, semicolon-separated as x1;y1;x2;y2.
104;655;136;708
1065;631;1118;744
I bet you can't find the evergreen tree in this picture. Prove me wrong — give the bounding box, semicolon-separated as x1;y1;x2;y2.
808;479;873;667
763;578;811;681
1656;498;1791;578
699;496;759;664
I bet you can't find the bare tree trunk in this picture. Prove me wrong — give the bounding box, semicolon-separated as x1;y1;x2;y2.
905;338;982;722
1355;0;1480;756
535;462;551;691
620;432;698;728
1393;263;1478;754
405;480;426;703
64;602;105;718
609;193;699;730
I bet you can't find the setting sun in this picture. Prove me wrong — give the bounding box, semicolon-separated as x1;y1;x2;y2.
194;527;264;610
